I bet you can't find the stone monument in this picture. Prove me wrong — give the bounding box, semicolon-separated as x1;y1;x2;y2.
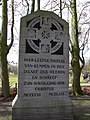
12;10;73;120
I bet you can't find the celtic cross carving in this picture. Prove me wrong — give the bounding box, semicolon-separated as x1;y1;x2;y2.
26;16;64;55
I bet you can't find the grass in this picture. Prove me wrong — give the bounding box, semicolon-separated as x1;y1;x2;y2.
9;73;17;88
0;73;17;88
72;99;90;120
0;115;12;120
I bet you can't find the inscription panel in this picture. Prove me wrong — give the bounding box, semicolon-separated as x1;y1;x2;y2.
19;13;69;102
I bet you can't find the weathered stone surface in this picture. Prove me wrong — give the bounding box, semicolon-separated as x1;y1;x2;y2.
12;10;73;120
12;107;73;120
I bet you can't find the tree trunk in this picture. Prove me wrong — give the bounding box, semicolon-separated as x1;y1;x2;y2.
37;0;40;10
71;0;83;95
60;0;62;18
1;0;10;97
1;48;10;97
31;0;35;13
71;57;82;95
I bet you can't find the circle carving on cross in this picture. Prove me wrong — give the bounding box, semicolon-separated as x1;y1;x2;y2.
26;16;64;55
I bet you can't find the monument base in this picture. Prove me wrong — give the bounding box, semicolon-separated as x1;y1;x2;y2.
12;95;73;120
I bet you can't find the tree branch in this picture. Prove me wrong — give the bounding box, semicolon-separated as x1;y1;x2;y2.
31;0;35;13
7;0;14;54
22;0;30;14
37;0;40;10
78;2;90;22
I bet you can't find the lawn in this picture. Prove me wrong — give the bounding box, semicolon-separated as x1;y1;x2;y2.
72;98;90;120
0;73;17;88
9;73;17;88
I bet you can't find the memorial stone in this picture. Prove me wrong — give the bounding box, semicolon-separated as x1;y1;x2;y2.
12;10;73;120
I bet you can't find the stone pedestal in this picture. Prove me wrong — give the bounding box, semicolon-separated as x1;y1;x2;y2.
12;95;73;120
12;10;73;120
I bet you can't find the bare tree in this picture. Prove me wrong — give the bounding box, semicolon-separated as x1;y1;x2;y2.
31;0;35;13
60;0;62;18
0;0;10;97
70;0;90;95
0;0;14;97
37;0;40;10
22;0;30;14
